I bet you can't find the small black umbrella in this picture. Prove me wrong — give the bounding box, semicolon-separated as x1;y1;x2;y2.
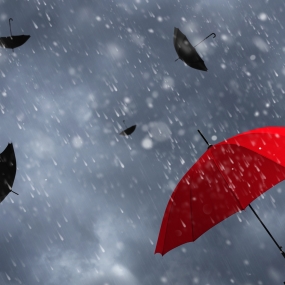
120;120;136;136
0;143;18;203
173;27;216;71
0;18;30;50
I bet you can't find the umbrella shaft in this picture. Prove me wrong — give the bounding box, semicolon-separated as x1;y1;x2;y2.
9;18;13;37
197;130;210;146
249;204;284;255
194;33;216;48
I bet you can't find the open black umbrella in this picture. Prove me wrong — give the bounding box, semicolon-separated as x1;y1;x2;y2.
0;18;30;50
0;143;18;203
120;120;136;136
173;27;215;71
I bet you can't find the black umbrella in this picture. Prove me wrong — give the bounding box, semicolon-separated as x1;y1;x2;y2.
0;143;18;203
0;18;30;50
173;27;216;71
120;120;136;136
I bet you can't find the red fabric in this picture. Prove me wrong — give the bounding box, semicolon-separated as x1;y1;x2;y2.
155;127;285;255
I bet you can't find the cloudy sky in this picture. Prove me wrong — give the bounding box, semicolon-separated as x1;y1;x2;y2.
0;0;285;284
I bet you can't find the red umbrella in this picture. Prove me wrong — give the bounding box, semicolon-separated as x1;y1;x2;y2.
155;126;285;257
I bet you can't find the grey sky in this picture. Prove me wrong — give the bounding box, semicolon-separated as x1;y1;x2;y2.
0;0;284;284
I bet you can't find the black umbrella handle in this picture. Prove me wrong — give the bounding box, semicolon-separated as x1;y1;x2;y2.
9;18;13;37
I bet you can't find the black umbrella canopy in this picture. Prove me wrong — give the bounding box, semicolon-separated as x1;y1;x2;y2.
173;27;208;71
0;18;30;50
120;125;136;136
0;35;30;49
0;143;17;203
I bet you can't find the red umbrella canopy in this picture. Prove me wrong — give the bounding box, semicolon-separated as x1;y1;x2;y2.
155;126;285;256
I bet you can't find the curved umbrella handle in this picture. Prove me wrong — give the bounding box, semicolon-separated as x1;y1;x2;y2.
194;32;216;47
9;18;13;37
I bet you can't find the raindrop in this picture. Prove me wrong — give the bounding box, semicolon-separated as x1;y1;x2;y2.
141;137;153;149
99;244;105;252
258;13;268;21
58;232;64;241
32;21;38;29
236;215;242;222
